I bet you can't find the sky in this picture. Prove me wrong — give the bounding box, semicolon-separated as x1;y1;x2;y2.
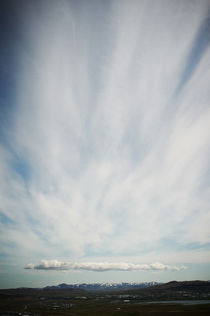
0;0;210;289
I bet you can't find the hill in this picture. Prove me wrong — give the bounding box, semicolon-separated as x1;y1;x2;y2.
143;280;210;292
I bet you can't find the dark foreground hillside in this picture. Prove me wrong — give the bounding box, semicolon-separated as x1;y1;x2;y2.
1;281;210;315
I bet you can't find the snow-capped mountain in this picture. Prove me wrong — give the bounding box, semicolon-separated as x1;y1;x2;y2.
44;281;161;291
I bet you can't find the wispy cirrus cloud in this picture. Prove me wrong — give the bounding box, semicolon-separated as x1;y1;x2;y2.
25;260;187;272
0;0;210;286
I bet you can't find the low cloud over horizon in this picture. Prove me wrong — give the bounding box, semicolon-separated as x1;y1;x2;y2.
25;260;187;272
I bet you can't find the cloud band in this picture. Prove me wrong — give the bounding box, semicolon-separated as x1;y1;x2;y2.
25;260;187;272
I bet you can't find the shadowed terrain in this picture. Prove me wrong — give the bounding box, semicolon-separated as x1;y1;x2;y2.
1;281;210;315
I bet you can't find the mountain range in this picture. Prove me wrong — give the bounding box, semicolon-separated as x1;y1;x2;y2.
44;281;160;291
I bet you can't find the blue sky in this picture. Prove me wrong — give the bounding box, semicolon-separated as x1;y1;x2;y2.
0;0;210;288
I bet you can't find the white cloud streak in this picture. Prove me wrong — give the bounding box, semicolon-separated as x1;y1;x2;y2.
25;260;186;272
0;0;210;272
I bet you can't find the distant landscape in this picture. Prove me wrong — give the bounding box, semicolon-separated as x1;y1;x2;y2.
1;280;210;315
44;281;160;291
